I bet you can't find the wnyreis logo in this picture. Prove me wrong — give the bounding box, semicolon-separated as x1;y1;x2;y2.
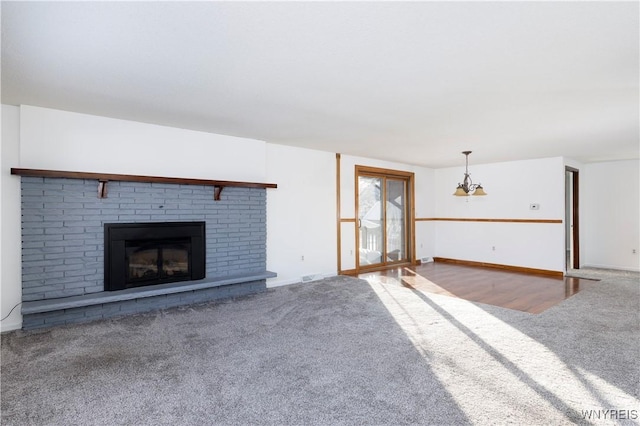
581;409;638;421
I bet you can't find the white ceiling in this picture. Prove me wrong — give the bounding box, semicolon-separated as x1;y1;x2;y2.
2;1;638;168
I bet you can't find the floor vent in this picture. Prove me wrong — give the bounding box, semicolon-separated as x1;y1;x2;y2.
301;274;323;283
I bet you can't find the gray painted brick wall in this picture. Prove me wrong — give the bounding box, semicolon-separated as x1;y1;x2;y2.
20;177;268;328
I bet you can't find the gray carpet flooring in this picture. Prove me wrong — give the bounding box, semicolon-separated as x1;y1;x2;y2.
2;270;639;425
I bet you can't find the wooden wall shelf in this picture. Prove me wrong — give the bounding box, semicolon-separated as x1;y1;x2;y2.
11;168;277;200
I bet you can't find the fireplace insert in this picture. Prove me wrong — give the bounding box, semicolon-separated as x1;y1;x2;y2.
104;222;205;291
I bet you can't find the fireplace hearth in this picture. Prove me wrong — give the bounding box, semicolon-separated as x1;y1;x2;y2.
105;222;206;291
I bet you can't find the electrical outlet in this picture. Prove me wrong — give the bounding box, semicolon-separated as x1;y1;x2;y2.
301;255;304;261
492;246;496;251
633;249;637;254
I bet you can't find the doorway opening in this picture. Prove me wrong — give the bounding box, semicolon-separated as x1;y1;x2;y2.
356;166;415;272
565;167;580;270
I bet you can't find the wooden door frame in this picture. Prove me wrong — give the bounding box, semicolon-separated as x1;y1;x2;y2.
565;166;580;270
354;165;416;273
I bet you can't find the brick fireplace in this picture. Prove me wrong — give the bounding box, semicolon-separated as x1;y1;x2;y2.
18;174;275;329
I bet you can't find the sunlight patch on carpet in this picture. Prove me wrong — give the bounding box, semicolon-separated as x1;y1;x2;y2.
365;280;636;423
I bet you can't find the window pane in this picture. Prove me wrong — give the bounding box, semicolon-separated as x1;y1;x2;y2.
358;176;383;266
386;179;405;262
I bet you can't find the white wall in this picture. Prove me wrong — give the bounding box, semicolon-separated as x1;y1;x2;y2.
414;167;437;261
434;157;566;272
19;105;267;182
1;105;22;331
583;159;640;271
265;144;336;286
338;155;436;269
435;157;565;219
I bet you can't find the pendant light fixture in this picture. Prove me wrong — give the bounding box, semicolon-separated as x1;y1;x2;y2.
453;151;487;196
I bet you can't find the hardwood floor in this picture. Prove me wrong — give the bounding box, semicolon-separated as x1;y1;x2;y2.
359;262;591;314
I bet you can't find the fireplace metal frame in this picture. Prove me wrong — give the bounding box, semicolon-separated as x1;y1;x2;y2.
104;222;206;291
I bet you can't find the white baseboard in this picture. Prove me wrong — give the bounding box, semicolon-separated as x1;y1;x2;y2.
267;272;337;288
581;263;640;273
1;318;22;333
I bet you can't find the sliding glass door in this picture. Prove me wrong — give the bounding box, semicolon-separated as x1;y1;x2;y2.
357;167;412;270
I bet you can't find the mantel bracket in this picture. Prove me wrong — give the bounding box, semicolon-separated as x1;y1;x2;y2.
98;180;108;199
213;186;224;201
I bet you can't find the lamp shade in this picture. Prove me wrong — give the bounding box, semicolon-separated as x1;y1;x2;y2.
453;186;468;196
473;186;487;196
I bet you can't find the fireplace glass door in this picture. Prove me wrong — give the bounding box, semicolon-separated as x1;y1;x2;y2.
125;239;191;287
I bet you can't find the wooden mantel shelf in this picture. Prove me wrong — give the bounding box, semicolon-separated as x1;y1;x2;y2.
11;168;277;200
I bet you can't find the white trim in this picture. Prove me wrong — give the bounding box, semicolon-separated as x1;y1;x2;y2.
267;272;338;288
581;263;640;273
